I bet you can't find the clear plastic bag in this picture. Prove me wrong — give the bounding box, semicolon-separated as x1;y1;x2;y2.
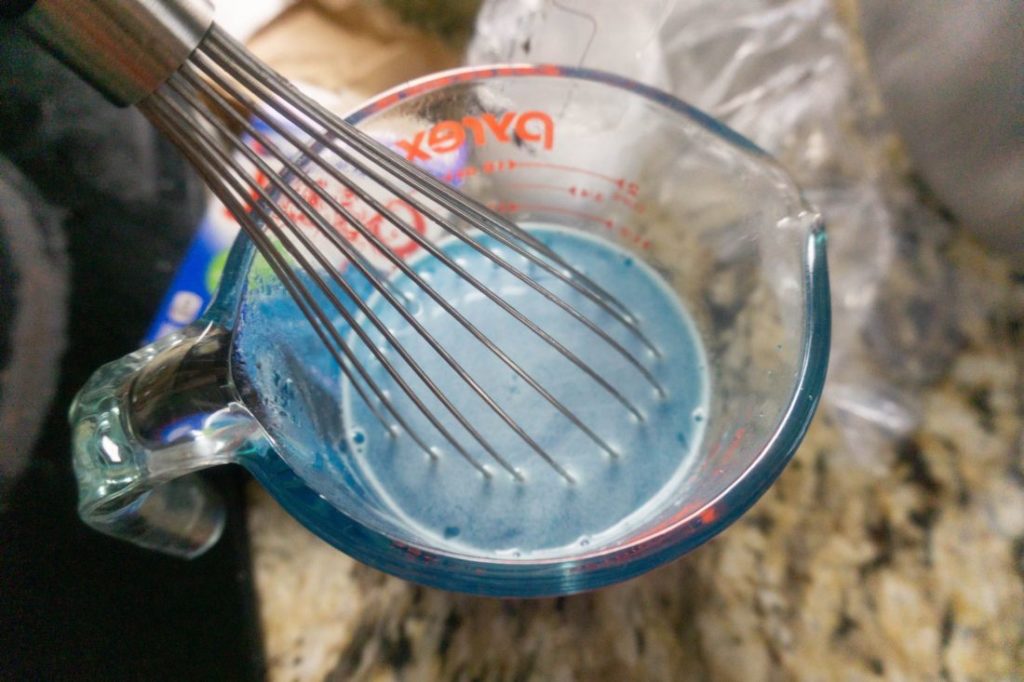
468;0;958;467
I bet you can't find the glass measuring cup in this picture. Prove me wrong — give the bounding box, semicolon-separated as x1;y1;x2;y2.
70;65;829;597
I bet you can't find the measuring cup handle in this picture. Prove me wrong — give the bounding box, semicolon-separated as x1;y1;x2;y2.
70;323;261;558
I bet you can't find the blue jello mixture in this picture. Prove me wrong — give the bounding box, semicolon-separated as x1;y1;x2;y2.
236;225;708;559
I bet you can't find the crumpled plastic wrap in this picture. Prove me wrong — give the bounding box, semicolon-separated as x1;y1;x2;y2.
467;0;958;469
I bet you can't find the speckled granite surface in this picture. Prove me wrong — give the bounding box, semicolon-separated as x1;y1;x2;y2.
237;1;1024;678
248;233;1023;680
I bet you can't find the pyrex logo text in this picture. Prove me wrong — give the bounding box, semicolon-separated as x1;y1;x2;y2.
396;111;554;162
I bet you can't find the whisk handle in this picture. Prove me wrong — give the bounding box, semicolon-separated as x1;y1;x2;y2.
10;0;213;105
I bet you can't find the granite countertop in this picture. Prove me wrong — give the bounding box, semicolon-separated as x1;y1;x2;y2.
247;235;1023;681
239;3;1024;680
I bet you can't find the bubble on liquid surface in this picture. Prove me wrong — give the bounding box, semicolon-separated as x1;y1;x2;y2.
349;427;368;455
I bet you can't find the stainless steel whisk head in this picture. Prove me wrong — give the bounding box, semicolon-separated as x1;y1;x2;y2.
13;0;664;482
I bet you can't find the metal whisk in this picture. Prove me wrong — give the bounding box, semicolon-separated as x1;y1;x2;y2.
11;0;663;482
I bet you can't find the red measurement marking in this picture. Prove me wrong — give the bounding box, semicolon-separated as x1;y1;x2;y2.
569;491;729;569
502;182;570;193
370;91;401;112
568;186;605;202
481;159;518;174
612;192;645;214
718;427;747;468
363;197;429;259
502;203;614;228
515;160;621;184
619;497;726;550
489;203;651;250
609;426;751;546
514;161;641;195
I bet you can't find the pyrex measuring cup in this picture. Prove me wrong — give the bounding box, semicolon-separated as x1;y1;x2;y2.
71;65;829;597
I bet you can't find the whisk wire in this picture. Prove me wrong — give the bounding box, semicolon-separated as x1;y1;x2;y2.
161;71;590;480
137;25;679;483
172;72;632;461
141;97;444;457
143;94;507;480
201;29;662;361
176;60;649;427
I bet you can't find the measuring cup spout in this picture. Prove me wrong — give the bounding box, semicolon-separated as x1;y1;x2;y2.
69;323;261;558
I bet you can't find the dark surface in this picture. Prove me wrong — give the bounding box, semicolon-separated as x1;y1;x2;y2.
0;166;19;375
0;0;36;20
0;25;264;681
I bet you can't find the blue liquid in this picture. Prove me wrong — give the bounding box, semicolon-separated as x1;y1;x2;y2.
338;226;709;559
